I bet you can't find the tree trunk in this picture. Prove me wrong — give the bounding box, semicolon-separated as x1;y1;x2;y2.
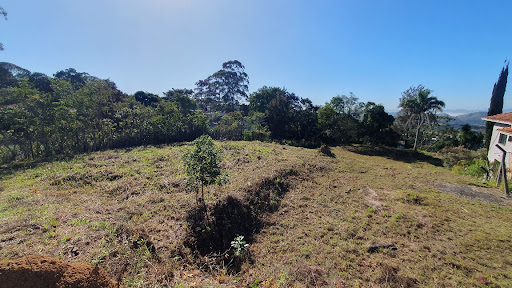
200;184;206;208
413;117;424;151
28;138;35;160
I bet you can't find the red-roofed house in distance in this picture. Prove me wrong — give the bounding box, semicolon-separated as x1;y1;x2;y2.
482;112;512;168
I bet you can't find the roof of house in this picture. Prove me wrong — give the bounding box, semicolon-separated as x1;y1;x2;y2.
482;112;512;125
497;127;512;135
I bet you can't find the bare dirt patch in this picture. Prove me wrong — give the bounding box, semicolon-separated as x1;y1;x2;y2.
435;182;511;205
0;255;118;288
358;187;384;209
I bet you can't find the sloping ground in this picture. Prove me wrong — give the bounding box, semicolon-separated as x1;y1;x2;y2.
1;142;511;287
435;182;509;205
244;146;512;286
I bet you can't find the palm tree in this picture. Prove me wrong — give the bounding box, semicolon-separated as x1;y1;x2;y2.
399;85;445;150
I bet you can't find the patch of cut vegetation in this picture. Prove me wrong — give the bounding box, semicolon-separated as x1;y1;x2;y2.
1;142;512;286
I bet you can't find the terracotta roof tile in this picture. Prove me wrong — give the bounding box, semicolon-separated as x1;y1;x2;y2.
497;127;512;135
482;112;512;124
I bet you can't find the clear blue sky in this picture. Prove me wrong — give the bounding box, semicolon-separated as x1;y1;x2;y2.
1;0;511;113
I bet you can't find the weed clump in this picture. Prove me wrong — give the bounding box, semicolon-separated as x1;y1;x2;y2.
377;264;417;287
292;265;328;287
402;191;424;205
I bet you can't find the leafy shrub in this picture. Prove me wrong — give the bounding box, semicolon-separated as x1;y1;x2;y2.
243;128;270;142
182;135;223;203
211;112;244;140
231;235;249;256
436;146;486;168
452;158;488;178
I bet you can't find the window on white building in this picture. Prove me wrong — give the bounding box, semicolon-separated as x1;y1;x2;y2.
499;133;507;145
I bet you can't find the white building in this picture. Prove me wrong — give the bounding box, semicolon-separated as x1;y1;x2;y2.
482;112;512;167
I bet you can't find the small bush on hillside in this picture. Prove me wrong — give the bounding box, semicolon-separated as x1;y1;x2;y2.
437;146;499;181
452;158;488;178
182;135;224;204
436;146;486;168
231;235;249;256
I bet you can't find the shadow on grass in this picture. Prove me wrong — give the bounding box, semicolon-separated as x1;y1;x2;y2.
346;145;443;167
185;169;296;273
186;197;261;258
0;152;86;179
186;197;261;274
0;161;47;180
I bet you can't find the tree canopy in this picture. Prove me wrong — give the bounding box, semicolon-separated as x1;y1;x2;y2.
194;60;249;112
0;60;412;164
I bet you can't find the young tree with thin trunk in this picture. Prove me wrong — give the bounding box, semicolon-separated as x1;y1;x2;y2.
182;135;223;205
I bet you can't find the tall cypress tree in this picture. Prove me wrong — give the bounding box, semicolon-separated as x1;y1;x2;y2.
485;62;509;149
0;6;6;51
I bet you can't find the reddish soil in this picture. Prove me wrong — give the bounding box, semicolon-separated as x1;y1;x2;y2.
0;255;118;288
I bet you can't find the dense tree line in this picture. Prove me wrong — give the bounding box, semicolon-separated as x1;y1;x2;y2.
0;60;411;163
0;63;208;162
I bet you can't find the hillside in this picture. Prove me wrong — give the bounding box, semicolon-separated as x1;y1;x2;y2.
451;111;486;128
1;142;511;287
449;109;512;129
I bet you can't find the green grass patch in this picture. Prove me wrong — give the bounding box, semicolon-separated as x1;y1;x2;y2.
1;142;511;286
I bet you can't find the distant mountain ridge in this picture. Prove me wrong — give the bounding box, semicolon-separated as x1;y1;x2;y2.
450;112;486;128
389;111;486;128
389;110;510;129
448;109;512;129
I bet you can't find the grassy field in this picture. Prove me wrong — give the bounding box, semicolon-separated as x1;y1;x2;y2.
1;141;511;287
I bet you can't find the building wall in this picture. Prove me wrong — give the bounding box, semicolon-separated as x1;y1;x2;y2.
487;123;512;168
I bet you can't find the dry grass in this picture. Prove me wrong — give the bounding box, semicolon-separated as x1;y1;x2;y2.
1;142;511;287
